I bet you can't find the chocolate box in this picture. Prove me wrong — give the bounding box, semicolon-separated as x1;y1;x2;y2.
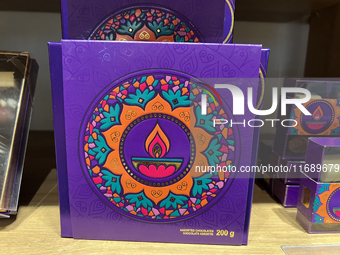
256;140;278;195
50;40;263;245
297;138;340;233
61;0;235;43
0;52;38;216
297;172;340;233
278;160;305;184
303;137;340;183
273;178;299;208
252;48;270;171
273;79;340;160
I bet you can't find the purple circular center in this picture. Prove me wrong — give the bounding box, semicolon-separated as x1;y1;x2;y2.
121;114;193;186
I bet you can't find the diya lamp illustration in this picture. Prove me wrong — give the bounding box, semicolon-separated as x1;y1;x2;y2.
306;106;327;130
132;123;183;179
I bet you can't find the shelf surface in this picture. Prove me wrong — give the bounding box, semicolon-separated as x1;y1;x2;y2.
2;0;340;22
1;169;340;254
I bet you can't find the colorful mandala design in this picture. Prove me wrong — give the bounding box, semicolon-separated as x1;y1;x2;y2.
81;71;238;221
314;184;340;223
89;6;202;43
289;99;339;136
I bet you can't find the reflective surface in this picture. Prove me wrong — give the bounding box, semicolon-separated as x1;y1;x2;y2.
0;52;30;211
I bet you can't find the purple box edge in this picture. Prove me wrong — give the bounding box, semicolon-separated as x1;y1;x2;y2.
273;178;299;208
48;42;73;237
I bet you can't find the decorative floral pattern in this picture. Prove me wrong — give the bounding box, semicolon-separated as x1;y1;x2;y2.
89;7;202;43
313;184;340;223
81;72;237;221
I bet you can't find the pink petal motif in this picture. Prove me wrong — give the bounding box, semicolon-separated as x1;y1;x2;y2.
216;182;224;189
141;207;148;216
126;205;134;212
166;76;171;82
152;208;160;216
139;164;176;178
173;86;179;92
140;82;147;92
104;193;113;198
190;198;197;204
159;207;165;215
220;145;229;153
161;85;169;91
179;209;187;215
93;177;102;184
208;183;214;189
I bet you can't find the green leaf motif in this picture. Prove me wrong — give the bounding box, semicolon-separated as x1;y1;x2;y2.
159;192;187;209
162;89;190;110
192;175;213;196
101;170;122;194
89;135;112;165
125;192;153;209
117;20;143;38
125;89;155;109
148;21;174;38
100;104;121;130
203;139;222;166
195;106;215;132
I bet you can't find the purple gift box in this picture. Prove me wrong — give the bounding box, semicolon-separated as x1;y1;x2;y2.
297;138;340;233
303;137;340;183
49;40;263;245
61;0;235;43
273;79;340;161
297;173;340;233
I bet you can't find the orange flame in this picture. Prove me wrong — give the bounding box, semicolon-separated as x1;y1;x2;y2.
313;106;324;121
145;123;170;158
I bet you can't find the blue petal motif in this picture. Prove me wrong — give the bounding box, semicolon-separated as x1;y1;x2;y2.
90;135;112;165
159;192;187;209
125;89;155;109
101;170;122;194
318;184;330;194
100;104;121;130
313;195;322;213
192;174;213;196
313;214;325;223
203;139;223;166
125;192;153;209
162;89;190;110
195;106;215;132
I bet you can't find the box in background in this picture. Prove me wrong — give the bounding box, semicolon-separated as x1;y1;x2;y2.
296;137;340;233
61;0;235;43
273;79;340;161
0;52;39;217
